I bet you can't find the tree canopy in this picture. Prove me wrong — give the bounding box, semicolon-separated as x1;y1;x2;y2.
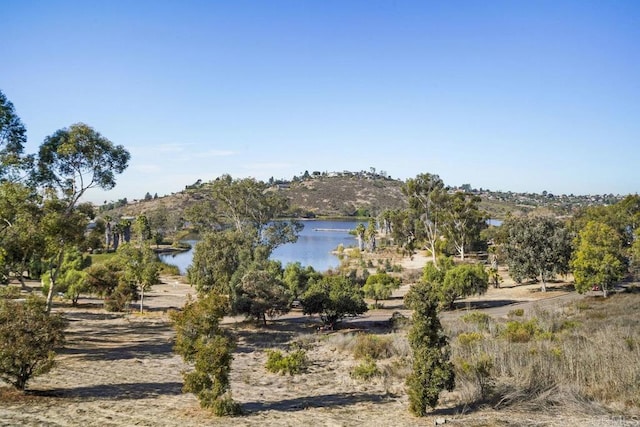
502;216;572;292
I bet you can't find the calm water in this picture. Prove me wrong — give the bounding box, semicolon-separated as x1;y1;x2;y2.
158;219;365;275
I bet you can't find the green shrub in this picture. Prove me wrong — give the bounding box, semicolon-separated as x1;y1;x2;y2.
502;318;544;343
351;357;381;380
210;393;243;416
508;308;525;317
457;332;484;347
0;296;67;390
265;349;308;375
352;334;394;360
0;286;21;299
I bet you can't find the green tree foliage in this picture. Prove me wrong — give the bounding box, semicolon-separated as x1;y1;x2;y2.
440;263;488;309
0;182;44;288
35;123;130;312
0;296;67;390
187;175;302;318
404;282;455;415
300;275;367;328
383;208;421;255
41;248;90;305
187;229;254;297
441;192;487;260
282;262;320;299
114;243;159;313
186;174;301;252
0;90;28;179
502;216;572;292
421;258;488;309
170;293;240;415
36;123;130;207
235;268;291;325
571;221;627;298
362;272;401;307
402;173;447;263
133;214;152;244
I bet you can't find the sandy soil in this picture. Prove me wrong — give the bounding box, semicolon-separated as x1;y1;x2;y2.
1;266;635;426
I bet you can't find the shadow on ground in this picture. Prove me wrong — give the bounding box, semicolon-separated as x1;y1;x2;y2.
242;392;390;413
30;381;183;400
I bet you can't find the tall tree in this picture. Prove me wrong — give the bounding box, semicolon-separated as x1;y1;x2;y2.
442;192;487;260
0;90;28;180
571;221;627;298
402;173;446;264
0;182;44;288
503;216;572;292
35;123;130;312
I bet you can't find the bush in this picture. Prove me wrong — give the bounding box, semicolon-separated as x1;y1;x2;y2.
502;319;544;343
0;296;67;390
352;334;394;360
0;286;21;299
457;332;484;347
351;357;381;380
104;282;138;312
508;308;525;318
265;349;308;375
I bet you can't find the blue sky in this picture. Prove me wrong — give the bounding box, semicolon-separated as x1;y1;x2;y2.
2;1;639;203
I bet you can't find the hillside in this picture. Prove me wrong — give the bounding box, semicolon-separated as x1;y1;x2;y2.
103;172;625;223
104;174;408;220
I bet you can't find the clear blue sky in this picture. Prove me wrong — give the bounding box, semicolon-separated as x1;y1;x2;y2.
3;0;639;203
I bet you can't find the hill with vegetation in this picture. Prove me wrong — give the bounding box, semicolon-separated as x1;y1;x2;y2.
102;170;628;223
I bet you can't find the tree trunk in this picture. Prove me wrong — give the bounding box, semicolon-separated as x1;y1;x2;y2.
602;286;608;298
45;251;65;314
140;286;144;313
540;271;547;293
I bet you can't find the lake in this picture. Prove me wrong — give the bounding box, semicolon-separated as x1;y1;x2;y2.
158;219;366;275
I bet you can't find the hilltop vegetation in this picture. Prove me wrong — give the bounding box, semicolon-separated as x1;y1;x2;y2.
103;169;627;222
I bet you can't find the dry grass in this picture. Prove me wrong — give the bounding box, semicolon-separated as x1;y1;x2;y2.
446;291;640;416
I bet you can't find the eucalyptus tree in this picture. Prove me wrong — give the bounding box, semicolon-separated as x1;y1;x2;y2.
35;123;130;312
402;173;447;264
502;216;572;292
187;175;301;308
0;90;28;180
385;208;419;255
441;192;487;260
0;182;44;287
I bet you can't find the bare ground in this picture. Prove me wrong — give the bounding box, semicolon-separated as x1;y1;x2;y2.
1;260;638;427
